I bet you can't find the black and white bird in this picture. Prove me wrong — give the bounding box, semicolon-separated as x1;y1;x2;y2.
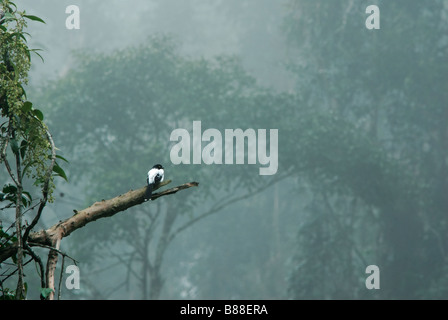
145;164;164;201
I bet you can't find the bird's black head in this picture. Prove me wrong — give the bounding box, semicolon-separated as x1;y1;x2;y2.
153;164;163;169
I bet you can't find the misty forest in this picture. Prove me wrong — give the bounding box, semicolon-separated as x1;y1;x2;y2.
1;0;447;300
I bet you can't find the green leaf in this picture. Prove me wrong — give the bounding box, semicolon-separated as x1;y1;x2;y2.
21;191;32;207
23;15;46;24
53;163;68;182
22;101;32;112
32;109;44;121
56;154;69;163
25;48;31;62
10;138;19;155
0;226;10;239
22;191;32;204
3;184;17;194
8;2;18;10
40;288;54;299
18;83;27;99
20;139;28;159
29;49;45;63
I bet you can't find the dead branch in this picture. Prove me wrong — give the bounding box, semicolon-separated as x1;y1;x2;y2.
0;180;199;298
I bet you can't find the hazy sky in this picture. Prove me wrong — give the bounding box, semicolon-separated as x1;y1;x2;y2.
21;0;290;90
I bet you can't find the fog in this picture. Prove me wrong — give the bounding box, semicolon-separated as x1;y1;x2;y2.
1;0;447;300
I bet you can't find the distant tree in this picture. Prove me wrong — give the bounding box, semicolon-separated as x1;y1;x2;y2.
36;35;289;299
283;0;448;299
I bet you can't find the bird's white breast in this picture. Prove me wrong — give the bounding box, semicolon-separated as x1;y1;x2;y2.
147;168;164;184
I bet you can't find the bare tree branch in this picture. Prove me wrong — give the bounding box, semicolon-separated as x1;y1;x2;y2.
167;172;291;244
0;180;199;284
45;238;60;300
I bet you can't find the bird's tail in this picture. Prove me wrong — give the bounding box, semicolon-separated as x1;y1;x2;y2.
144;184;153;201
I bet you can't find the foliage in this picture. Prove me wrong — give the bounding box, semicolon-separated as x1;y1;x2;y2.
0;0;67;299
0;2;53;191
